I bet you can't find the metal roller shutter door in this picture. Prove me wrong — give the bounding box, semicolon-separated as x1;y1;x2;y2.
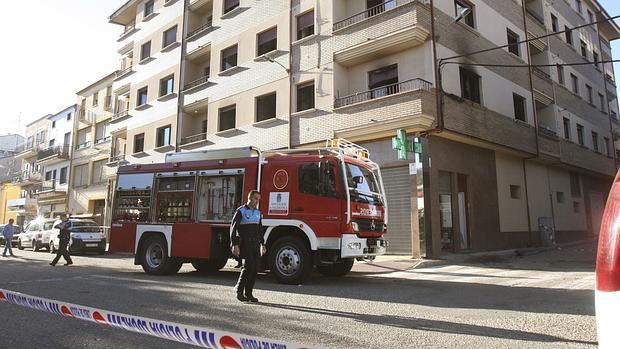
382;166;413;255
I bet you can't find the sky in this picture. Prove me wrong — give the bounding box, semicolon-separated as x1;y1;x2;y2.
0;0;127;137
1;0;619;138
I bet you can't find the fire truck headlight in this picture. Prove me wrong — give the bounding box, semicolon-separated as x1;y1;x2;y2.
347;242;362;250
351;222;359;232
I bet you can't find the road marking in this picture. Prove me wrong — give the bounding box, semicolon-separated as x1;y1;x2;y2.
0;287;319;349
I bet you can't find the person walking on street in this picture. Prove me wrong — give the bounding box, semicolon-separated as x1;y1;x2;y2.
231;190;267;303
50;214;73;266
2;219;16;257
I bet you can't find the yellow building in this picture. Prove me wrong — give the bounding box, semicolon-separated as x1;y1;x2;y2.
0;182;20;224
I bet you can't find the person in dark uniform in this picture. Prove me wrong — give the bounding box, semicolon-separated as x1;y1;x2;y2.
50;213;73;266
231;190;266;302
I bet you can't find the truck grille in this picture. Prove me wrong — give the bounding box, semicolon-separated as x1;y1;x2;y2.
354;219;384;232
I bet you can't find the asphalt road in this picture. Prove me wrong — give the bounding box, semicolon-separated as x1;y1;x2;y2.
0;242;598;349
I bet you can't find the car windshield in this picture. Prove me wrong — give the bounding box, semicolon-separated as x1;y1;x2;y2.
69;220;99;229
345;162;383;205
43;222;54;230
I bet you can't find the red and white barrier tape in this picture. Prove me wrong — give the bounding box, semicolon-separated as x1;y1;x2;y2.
0;288;317;349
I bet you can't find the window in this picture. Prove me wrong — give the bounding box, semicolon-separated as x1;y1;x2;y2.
49;139;55;147
77;128;91;149
296;81;315;112
299;162;338;198
159;75;174;97
368;64;399;98
570;172;581;197
570;74;579;94
510;185;522;199
586;84;593;104
163;25;177;48
296;10;314;40
577;124;584;145
134;133;145;153
67;113;72;121
454;0;474;28
563;117;571;140
576;0;582;14
256;92;277;122
556;191;565;203
513;93;526;121
507;29;520;56
257;27;277;56
588;10;594;23
580;40;588;59
551;14;558;32
45;171;52;181
60;167;68;185
557;65;564;85
140;41;151;61
218;105;236;131
592;131;599;152
52;121;56;128
223;0;239;14
460;68;481;104
144;0;154;17
92;160;106;184
93;91;99;106
137;87;148;106
565;26;573;45
604;137;611;156
599;93;606;112
73;164;89;187
95;122;109;144
220;44;238;71
594;52;600;69
64;132;71;146
156;125;172;147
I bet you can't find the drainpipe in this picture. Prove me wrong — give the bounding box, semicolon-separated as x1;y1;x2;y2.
288;0;294;149
175;0;190;153
429;0;443;134
65;105;79;218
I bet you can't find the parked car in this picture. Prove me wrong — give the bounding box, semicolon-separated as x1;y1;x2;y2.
50;219;106;254
0;224;22;247
596;172;620;348
17;219;55;252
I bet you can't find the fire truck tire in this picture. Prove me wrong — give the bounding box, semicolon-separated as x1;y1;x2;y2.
192;258;228;272
269;236;312;285
317;259;354;277
140;235;182;275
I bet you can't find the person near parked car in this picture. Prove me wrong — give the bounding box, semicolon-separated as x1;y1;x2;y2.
50;214;73;266
2;219;16;257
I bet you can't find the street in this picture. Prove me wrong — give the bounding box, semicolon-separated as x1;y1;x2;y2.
0;242;598;349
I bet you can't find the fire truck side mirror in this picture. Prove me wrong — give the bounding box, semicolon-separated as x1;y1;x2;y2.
352;176;364;186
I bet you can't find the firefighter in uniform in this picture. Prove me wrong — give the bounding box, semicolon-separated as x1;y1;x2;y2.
231;190;266;302
50;213;73;266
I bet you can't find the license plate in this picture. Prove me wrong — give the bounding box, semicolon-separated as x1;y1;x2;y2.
85;243;98;247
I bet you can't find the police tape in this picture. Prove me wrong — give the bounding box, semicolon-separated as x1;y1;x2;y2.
0;288;318;349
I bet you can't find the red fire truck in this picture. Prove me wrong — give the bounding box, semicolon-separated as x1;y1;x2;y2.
109;139;388;284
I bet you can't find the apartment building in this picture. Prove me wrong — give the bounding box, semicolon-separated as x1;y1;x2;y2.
10;115;51;225
0;183;20;224
106;0;620;258
0;134;24;183
68;73;115;229
34;106;75;218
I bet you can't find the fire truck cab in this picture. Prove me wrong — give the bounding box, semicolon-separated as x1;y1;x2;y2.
109;139;388;284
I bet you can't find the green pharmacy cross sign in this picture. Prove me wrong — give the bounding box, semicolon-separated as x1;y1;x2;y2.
392;129;421;160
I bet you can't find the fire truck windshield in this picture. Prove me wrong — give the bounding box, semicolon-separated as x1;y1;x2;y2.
345;162;383;205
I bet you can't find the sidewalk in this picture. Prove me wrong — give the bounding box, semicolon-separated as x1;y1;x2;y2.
350;238;598;275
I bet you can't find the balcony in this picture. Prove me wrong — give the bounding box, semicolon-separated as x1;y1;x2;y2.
334;0;417;31
14;170;43;185
560;140;615;176
78;109;95;125
115;66;133;80
332;78;436;141
111;110;131;123
332;0;430;66
184;75;210;92
75;141;91;151
180;132;208;148
14;143;39;159
187;20;213;40
33;180;68;197
532;68;554;105
7;198;37;214
118;23;137;41
36;145;70;164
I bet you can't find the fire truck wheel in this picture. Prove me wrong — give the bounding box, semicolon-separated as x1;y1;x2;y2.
140;235;182;275
191;258;228;272
317;259;354;277
269;236;312;285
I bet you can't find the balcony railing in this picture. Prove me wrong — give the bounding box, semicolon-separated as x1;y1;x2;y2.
35;180;67;194
75;141;91;150
115;66;133;79
526;7;545;26
37;145;69;161
187;21;213;39
538;125;558;139
112;110;129;121
120;24;136;38
15;143;35;153
184;75;209;91
334;78;432;108
333;0;415;31
181;132;208;145
533;67;551;80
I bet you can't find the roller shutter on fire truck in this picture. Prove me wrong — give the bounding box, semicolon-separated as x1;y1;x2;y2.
381;166;413;255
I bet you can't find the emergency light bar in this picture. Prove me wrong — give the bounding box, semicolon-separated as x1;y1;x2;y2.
165;147;260;163
326;138;371;162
